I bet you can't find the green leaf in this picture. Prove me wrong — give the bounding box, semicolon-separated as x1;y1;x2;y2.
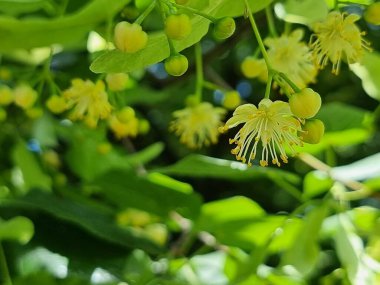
196;196;293;249
90;0;273;74
93;171;202;220
65;126;164;181
124;250;154;285
0;0;55;16
281;203;329;276
303;170;333;199
334;214;378;284
0;190;162;254
275;0;329;24
351;52;380;101
155;154;300;184
0;216;34;244
12;141;52;192
0;0;130;52
300;102;373;154
196;196;265;232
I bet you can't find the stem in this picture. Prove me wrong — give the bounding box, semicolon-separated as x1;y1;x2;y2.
264;72;273;99
203;81;228;92
244;0;272;70
135;0;157;25
194;43;204;103
298;153;371;200
168;1;217;22
265;6;278;37
0;243;12;285
278;72;301;93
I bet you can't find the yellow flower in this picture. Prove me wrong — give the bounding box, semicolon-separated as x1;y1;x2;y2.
220;99;303;167
63;79;112;127
109;107;139;139
265;29;317;92
170;102;226;149
13;84;38;109
310;11;371;75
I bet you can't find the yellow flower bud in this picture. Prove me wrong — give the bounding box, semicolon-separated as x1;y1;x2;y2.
114;22;148;53
164;54;189;76
42;150;61;169
302;119;325;144
13;84;38;109
105;73;130;91
117;107;135;123
241;57;267;80
0;85;13;105
46;95;67;114
364;2;380;25
222;90;241;110
144;224;167;246
213;17;236;40
164;14;192;40
289;88;321;119
138;119;150;134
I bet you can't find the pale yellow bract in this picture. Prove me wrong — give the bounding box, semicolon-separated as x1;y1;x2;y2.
220;99;303;167
310;11;371;75
171;102;226;149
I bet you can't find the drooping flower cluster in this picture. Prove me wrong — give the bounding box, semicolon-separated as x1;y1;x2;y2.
265;29;318;92
63;79;112;128
310;11;371;75
170;102;226;149
220;99;303;167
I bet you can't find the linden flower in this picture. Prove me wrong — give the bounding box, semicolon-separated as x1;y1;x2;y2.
170;102;226;149
220;99;303;167
63;79;112;128
310;11;371;75
265;29;317;92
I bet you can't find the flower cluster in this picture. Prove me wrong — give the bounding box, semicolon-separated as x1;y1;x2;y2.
310;11;371;75
0;83;41;120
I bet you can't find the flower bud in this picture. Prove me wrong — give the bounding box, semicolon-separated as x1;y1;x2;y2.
138;119;150;134
223;91;241;110
164;54;188;76
0;85;13;105
46;95;67;114
213;17;236;40
97;142;112;155
364;2;380;25
302;119;325;144
144;224;168;246
106;73;130;91
164;14;192;40
117;106;135;123
25;107;43;119
241;57;267;79
289;88;321;119
114;22;148;53
13;84;38;109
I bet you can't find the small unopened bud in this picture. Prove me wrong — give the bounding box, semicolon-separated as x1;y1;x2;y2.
164;14;192;40
213;17;236;40
302;119;325;144
364;2;380;25
114;22;148;53
289;88;321;119
164;54;188;76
